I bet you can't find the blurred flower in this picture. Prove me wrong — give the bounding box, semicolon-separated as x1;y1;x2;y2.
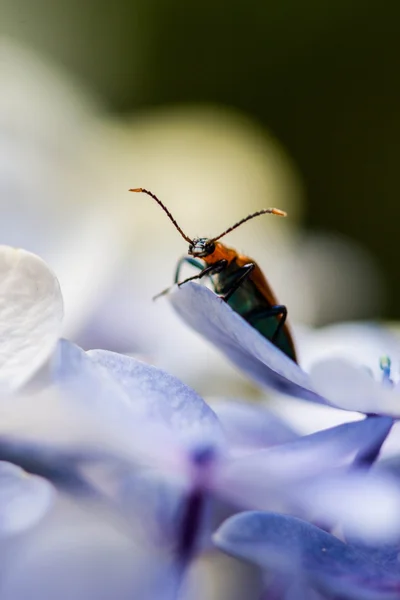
0;243;399;598
0;492;182;600
0;37;129;338
2;374;399;597
38;339;399;538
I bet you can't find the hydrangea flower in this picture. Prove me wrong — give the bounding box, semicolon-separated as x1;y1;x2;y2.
1;244;400;599
2;384;398;598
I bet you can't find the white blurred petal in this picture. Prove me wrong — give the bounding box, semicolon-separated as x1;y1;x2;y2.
299;472;400;543
0;246;63;392
311;359;400;415
298;322;400;376
270;396;362;436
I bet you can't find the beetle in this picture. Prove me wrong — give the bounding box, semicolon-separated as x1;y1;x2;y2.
130;187;297;362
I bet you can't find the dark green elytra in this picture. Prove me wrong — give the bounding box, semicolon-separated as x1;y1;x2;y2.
212;253;297;362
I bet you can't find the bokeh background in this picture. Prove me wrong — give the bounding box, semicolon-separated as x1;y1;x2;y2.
1;0;399;397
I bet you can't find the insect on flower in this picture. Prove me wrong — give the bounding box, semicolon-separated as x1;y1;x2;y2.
130;188;297;362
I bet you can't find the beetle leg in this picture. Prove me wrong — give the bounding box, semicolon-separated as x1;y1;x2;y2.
177;259;228;287
154;259;227;300
222;263;255;302
174;257;205;283
154;257;205;300
152;285;174;300
248;304;288;343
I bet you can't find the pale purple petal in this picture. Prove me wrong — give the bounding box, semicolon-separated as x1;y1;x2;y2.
88;349;223;447
50;342;182;470
310;359;400;416
169;283;326;403
0;246;63;393
214;512;400;599
0;496;182;600
221;416;393;486
0;461;55;535
0;385;184;478
50;340;136;424
216;418;394;523
116;469;187;549
49;343;219;474
211;399;298;456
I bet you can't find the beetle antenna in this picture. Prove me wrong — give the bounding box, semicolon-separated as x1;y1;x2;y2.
210;208;287;242
129;188;193;243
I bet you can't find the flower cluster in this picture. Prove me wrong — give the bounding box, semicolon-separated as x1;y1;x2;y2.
0;246;399;600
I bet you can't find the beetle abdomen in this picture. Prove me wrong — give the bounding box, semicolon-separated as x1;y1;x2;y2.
214;261;297;362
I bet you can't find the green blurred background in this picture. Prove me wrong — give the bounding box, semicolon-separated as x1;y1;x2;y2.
2;0;399;316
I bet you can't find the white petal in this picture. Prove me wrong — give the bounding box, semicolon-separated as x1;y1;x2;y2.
0;246;63;392
298;321;400;378
299;472;400;543
270;396;362;437
311;359;400;416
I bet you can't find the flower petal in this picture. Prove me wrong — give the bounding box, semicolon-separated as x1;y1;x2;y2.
297;470;400;543
211;399;298;456
51;340;135;423
50;342;222;473
0;461;55;535
48;343;185;470
344;539;400;577
299;321;400;378
88;349;223;447
214;512;400;599
116;469;186;549
169;283;326;403
0;496;182;600
0;246;63;392
223;416;392;483
216;417;394;519
310;359;400;416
